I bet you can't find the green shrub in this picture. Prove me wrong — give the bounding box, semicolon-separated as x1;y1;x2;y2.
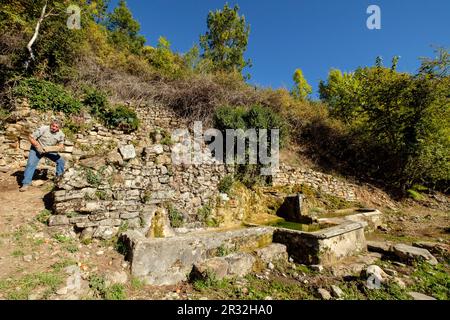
214;106;247;130
88;274;106;298
83;88;109;116
13;78;81;114
213;105;288;188
410;262;450;300
0;106;11;130
102;105;139;133
167;204;184;228
218;175;234;194
407;189;425;201
143;37;186;79
245;104;288;146
36;209;51;225
198;203;219;227
105;284;126;300
84;167;104;187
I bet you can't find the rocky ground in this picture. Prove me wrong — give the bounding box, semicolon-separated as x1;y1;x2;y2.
0;171;448;300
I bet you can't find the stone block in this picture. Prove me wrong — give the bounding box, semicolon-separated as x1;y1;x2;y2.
119;145;136;160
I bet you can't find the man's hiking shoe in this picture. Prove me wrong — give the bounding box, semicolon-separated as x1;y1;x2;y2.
19;185;30;192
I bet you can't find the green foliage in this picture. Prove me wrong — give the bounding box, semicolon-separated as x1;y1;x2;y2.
52;234;72;244
13;78;81;113
167;204;184;228
88;274;107;298
216;244;232;257
184;45;202;71
218;175;234;194
214;104;287;145
0;271;63;300
105;283;126;300
197;203;218;227
36;209;51;225
419;47;449;77
200;3;251;76
131;277;145;290
319;51;450;191
143;37;186;78
51;259;77;272
106;0;145;54
407;189;425;201
0;107;11;130
409;262;450;300
0;0;97;79
214;106;247;130
291;69;312;101
214;105;287;187
85;168;103;187
101;105;139;133
12;250;24;257
95;190;108;200
245;104;287;145
83;87;108;116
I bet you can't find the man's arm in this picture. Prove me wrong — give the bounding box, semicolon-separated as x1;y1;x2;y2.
28;134;45;153
43;144;64;153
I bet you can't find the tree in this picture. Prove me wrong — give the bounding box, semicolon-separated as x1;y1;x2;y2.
319;69;362;123
200;3;251;76
106;0;145;54
391;55;400;71
418;47;449;77
319;56;450;190
143;37;185;78
291;69;312;101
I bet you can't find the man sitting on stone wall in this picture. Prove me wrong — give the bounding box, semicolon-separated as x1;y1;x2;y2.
20;120;65;192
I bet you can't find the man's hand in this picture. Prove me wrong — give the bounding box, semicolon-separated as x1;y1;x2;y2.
35;144;45;154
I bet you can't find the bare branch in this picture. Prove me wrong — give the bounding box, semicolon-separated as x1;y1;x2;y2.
25;2;48;69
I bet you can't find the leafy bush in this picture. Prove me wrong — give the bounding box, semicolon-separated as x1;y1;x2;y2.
214;105;288;187
101;105;139;133
218;175;234;194
0;106;11;130
407;189;425;201
214;104;288;144
35;209;51;225
214;106;247;130
105;284;126;300
167;204;184;228
143;37;186;79
197;203;219;227
317;52;450;191
13;78;81;113
83;88;109;116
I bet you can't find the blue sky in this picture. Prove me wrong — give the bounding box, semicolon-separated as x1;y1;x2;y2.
109;0;450;96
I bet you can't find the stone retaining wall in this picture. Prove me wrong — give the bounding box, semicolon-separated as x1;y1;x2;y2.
0;100;397;239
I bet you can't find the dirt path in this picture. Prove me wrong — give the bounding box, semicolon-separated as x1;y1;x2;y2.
0;172;189;300
0;172;131;299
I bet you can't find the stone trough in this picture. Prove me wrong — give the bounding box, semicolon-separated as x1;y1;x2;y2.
272;221;367;265
122;220;368;285
121;227;274;285
121;194;381;285
317;208;384;232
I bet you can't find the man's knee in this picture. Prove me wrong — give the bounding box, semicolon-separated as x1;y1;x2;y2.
57;157;65;168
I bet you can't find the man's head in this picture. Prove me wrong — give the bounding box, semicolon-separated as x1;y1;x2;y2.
50;120;62;133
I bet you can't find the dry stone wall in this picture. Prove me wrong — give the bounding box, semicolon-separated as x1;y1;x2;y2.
0;99;397;239
273;165;397;209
